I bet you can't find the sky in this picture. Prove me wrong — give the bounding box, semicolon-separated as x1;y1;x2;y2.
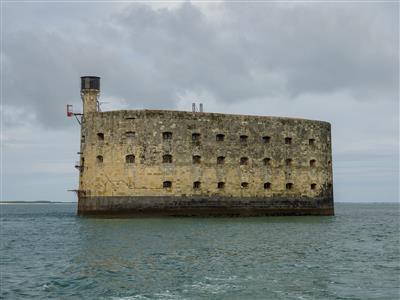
1;1;399;202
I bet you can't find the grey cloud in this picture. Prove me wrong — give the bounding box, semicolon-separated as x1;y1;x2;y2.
223;2;398;98
2;1;398;203
3;1;398;129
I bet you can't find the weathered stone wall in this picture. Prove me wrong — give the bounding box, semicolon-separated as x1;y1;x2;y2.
78;110;333;211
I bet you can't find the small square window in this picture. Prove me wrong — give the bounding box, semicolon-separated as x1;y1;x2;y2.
193;181;201;189
163;181;172;188
240;157;249;165
263;136;271;144
285;137;292;145
240;135;248;143
163;132;172;140
216;134;225;141
217;182;225;189
192;133;201;141
163;154;172;163
263;158;271;166
126;154;135;164
286;183;293;190
193;155;201;164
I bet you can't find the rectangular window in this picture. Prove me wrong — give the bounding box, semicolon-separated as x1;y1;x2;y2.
193;181;201;189
240;135;248;143
193;155;201;164
310;159;316;167
126;155;135;164
263;136;271;144
263;158;271;166
163;132;172;140
240;157;249;165
216;134;225;141
192;133;201;141
163;181;172;188
286;183;293;190
163;154;172;163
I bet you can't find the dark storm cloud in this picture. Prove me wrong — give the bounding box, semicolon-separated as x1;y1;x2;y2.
3;1;398;128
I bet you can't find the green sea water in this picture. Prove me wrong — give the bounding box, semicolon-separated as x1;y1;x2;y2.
1;203;399;299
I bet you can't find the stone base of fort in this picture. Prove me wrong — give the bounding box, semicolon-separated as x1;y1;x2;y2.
78;196;334;217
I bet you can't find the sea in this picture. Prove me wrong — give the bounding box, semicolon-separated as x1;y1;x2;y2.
1;203;399;300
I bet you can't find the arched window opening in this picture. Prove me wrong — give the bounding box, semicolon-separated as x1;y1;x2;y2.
263;158;271;166
193;155;201;164
192;133;201;141
310;159;316;167
163;132;172;140
217;156;225;165
240;135;248;143
96;155;103;163
286;183;293;190
241;182;249;189
263;136;271;144
97;133;104;141
163;154;172;163
285;137;292;145
217;182;225;189
126;154;135;164
216;134;225;141
311;183;317;190
193;181;201;189
240;157;249;165
264;182;271;189
163;181;172;188
286;158;292;166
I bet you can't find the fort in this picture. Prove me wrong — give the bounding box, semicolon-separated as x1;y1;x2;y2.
74;76;334;216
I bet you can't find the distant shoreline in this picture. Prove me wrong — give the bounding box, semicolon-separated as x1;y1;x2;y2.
0;201;77;204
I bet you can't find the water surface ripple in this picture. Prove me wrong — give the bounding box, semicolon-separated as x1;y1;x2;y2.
1;203;399;299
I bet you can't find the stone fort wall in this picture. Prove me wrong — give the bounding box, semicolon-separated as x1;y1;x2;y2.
78;110;333;205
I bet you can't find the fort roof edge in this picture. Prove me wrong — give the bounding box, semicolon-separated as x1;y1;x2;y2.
94;109;331;126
